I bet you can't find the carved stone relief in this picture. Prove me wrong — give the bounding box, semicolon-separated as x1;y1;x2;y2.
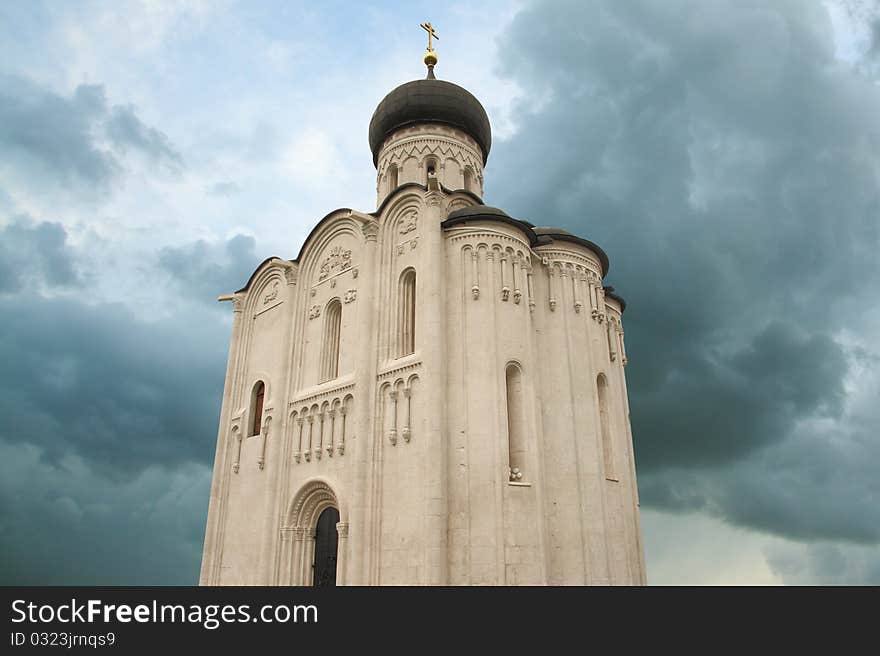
318;246;352;281
399;210;418;235
263;281;279;304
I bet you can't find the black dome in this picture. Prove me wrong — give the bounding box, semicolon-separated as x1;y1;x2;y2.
369;78;492;166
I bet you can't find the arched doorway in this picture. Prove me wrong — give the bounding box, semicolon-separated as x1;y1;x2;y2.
282;480;347;585
312;507;339;586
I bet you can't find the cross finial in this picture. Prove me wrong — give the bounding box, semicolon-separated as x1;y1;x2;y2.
420;22;439;77
421;22;438;52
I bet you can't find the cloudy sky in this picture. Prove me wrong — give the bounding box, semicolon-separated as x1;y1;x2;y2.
1;0;878;585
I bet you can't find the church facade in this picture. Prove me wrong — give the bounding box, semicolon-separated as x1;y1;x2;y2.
199;52;646;586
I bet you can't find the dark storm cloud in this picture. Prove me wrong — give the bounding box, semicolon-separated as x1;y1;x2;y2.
0;215;84;292
0;74;183;191
0;294;227;474
493;0;880;543
0;225;233;582
158;233;261;303
0;76;119;187
766;542;880;585
105;104;183;170
0;441;210;585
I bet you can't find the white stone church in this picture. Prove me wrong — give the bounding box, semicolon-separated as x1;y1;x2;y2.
199;46;646;586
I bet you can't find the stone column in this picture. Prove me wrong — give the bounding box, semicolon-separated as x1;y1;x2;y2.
278;528;295;585
422;189;449;584
199;293;246;585
336;522;350;586
301;529;316;586
292;527;307;586
350;217;380;584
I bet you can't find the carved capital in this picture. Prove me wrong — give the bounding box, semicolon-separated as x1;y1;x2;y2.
388;429;397;446
362;220;380;242
232;295;244;314
425;190;443;207
336;442;345;456
402;427;411;443
336;522;350;539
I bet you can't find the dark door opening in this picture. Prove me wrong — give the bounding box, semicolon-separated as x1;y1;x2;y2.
312;507;339;586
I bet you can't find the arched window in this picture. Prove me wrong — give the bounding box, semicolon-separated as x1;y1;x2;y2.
506;363;526;482
424;157;438;184
597;374;615;479
387;163;398;192
463;166;474;193
322;299;342;382
397;268;416;357
250;381;265;436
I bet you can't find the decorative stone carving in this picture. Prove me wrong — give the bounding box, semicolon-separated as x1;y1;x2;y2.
293;416;304;464
362;220;379;242
399;211;418;235
284;267;297;286
319;246;352;280
232;296;244;314
258;415;272;470
425;190;444;207
231;424;242;474
263;281;279;304
344;289;357;304
509;466;523;482
309;304;321;320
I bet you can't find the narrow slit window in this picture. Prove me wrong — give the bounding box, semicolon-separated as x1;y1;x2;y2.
425;158;437;184
250;381;265;437
463;166;473;193
506;363;526;482
388;164;398;192
398;268;416;357
597;374;615;479
322;299;342;382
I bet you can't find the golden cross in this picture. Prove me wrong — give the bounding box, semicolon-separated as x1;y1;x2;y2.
420;22;439;52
